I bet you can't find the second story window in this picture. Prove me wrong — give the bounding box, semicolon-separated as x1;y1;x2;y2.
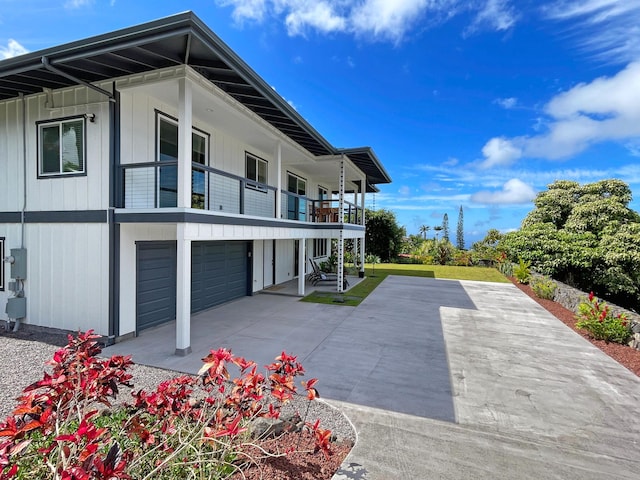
38;117;85;177
156;113;210;208
245;152;267;187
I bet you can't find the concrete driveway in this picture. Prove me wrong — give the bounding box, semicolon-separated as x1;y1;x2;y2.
105;276;640;479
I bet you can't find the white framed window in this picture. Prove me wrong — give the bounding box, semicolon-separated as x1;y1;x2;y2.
245;152;267;188
38;117;86;177
0;237;4;291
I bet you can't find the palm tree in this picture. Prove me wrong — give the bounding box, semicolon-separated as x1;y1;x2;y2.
419;225;430;240
433;225;443;241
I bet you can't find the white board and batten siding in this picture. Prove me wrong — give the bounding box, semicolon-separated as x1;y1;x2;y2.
0;223;109;334
0;85;112;333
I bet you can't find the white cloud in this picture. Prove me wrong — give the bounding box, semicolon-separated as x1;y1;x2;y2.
65;0;93;8
471;178;536;205
217;0;269;23
217;0;520;42
284;1;347;36
479;137;522;168
481;62;640;164
0;39;28;59
543;0;640;63
465;0;518;36
350;0;430;42
494;97;517;109
398;185;412;195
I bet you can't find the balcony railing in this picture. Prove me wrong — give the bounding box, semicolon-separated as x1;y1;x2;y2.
118;161;363;225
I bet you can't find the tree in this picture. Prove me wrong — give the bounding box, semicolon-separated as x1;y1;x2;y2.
471;228;503;262
456;206;465;250
442;214;449;243
365;209;405;262
500;179;640;311
419;224;430;240
433;225;443;241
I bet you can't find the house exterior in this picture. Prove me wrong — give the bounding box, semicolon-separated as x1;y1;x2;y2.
0;12;391;355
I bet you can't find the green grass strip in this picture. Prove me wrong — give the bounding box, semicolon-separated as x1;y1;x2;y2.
300;263;508;306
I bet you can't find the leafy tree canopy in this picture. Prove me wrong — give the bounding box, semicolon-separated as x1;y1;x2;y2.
501;179;640;310
365;209;405;262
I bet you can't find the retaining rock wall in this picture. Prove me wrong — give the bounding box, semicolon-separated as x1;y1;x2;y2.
534;274;640;349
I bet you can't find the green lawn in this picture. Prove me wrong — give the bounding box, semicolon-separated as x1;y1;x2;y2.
300;263;509;306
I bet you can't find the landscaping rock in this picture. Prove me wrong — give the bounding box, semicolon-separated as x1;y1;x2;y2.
530;274;640;350
629;333;640;350
250;412;303;439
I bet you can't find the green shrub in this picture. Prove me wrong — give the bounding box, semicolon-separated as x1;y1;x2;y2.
575;292;631;344
453;250;473;266
513;258;531;284
497;261;513;277
530;276;557;300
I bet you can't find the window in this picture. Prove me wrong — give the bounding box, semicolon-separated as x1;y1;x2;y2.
287;172;307;220
191;130;209;209
318;185;329;207
156;113;210;208
157;116;179;207
0;237;4;291
313;238;328;258
245;152;267;188
38;117;85;176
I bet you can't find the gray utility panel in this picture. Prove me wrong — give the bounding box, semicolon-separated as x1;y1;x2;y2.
136;241;249;332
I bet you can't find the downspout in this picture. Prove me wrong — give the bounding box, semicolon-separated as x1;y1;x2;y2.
11;93;28;332
20;93;26;249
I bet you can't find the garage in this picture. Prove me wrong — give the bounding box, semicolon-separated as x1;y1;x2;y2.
191;241;250;313
136;240;250;332
136;241;177;331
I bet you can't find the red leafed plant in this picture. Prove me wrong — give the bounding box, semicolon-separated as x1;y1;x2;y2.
0;333;333;479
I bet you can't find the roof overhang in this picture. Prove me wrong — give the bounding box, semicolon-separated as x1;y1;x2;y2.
0;11;391;187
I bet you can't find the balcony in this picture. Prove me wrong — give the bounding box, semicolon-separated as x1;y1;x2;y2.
118;161;363;225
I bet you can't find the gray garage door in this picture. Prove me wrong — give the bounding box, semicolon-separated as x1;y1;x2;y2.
191;241;249;313
136;241;177;331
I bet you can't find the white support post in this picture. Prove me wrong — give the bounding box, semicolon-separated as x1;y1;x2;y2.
298;238;306;296
176;223;192;356
337;156;345;293
177;78;193;209
360;175;366;276
275;142;282;218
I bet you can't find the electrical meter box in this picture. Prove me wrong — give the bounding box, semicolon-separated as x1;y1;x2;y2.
6;297;26;319
10;248;26;280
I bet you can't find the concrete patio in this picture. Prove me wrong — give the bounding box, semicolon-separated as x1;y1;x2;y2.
104;276;640;479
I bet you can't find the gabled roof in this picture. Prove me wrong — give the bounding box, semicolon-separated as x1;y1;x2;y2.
0;11;391;185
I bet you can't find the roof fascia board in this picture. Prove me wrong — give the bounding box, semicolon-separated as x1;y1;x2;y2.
0;12;195;75
338;146;392;184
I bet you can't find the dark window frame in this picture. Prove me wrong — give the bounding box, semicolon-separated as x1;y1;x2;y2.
245;151;268;193
313;238;328;258
154;110;211;209
36;115;87;178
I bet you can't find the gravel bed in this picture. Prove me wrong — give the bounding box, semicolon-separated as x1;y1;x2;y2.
0;331;356;443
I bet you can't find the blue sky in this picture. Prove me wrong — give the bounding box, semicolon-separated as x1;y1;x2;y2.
2;0;640;247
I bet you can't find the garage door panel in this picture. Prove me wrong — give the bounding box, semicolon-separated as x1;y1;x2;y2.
137;242;177;331
191;241;248;313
